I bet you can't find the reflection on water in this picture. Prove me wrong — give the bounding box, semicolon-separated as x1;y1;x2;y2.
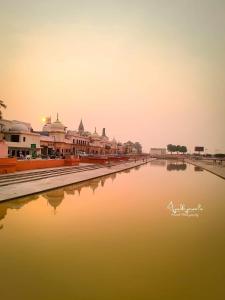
150;159;187;170
0;172;119;223
0;194;39;223
0;161;224;300
167;162;187;171
195;166;204;172
43;189;64;213
150;159;167;167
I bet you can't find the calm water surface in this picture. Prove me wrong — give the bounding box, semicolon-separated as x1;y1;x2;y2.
0;161;225;300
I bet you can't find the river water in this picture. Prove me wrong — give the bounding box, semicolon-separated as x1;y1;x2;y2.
0;160;224;300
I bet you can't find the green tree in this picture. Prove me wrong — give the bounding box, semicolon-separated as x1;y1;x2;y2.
176;145;181;154
167;144;174;154
180;146;187;154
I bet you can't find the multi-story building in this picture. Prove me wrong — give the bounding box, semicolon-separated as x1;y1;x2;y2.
0;115;142;158
39;116;119;156
0;119;41;157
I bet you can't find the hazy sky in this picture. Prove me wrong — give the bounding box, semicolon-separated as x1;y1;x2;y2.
1;0;225;152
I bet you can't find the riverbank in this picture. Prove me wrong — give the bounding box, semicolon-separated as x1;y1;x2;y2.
185;159;225;179
0;159;154;202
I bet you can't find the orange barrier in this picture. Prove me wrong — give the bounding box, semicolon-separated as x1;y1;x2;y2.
0;155;147;174
64;157;80;166
16;159;65;171
80;157;108;164
80;156;130;164
0;157;80;174
0;158;17;174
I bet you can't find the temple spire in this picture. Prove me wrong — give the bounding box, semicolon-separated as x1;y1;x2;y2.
78;118;84;133
102;128;106;137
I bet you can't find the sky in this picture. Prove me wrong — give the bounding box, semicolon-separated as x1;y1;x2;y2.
0;0;225;153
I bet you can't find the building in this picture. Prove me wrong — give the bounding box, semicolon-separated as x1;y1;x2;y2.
0;115;142;158
150;148;167;156
39;115;118;156
0;119;41;157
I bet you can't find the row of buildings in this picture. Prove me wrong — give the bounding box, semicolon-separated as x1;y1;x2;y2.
0;115;142;158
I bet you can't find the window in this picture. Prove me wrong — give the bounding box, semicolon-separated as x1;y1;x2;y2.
11;135;19;142
23;137;26;142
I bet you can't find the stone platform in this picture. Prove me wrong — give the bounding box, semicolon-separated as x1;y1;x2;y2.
185;159;225;179
0;159;153;202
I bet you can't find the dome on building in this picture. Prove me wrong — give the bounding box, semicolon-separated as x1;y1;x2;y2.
92;127;100;139
111;137;117;145
11;123;29;132
83;131;92;137
42;123;52;132
50;120;65;132
47;114;66;132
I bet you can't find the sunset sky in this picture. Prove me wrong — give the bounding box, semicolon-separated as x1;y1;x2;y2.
1;0;224;153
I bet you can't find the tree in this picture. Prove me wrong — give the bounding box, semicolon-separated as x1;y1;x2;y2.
175;145;188;154
167;144;174;154
134;142;142;153
180;146;187;154
167;144;177;154
0;100;7;120
168;144;187;154
176;145;181;154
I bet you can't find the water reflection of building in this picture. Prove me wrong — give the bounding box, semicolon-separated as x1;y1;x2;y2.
134;165;141;171
101;177;107;187
0;205;7;221
123;169;131;174
43;188;64;212
0;171;120;226
0;195;39;227
150;160;167;167
109;173;117;181
90;178;100;194
100;173;117;187
63;185;76;195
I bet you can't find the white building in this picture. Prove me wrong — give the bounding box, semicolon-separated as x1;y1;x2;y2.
150;148;167;156
0;119;41;157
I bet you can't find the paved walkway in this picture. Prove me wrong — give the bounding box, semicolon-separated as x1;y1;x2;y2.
186;159;225;180
0;159;153;202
